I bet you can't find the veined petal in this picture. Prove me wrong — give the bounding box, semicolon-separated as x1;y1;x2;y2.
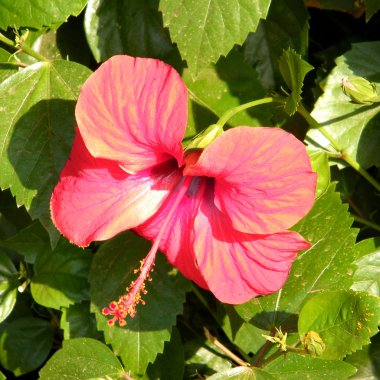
193;185;311;304
135;176;209;289
51;130;182;246
75;55;187;174
185;127;316;234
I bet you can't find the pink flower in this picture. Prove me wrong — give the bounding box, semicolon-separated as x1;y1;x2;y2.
50;55;316;326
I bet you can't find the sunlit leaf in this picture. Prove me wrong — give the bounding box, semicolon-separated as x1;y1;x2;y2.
266;354;357;379
89;231;190;377
31;238;92;309
298;290;380;360
0;317;54;376
0;0;88;29
0;251;18;323
278;48;313;115
0;61;91;245
160;0;271;77
308;42;380;168
351;237;380;296
307;147;331;198
39;338;125;380
208;366;276;380
85;0;174;62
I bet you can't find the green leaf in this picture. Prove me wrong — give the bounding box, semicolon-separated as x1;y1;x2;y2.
364;0;380;21
160;0;271;77
351;238;380;296
184;49;272;141
0;60;92;245
0;221;49;264
145;327;184;380
89;231;190;377
60;301;101;340
345;338;380;379
307;147;331;198
0;0;88;29
308;42;380;168
278;48;313;115
31;238;92;309
0;48;18;84
235;184;359;330
0;317;54;376
298;290;380;360
39;338;125;380
184;339;233;378
85;0;174;62
266;354;357;379
244;0;309;90
208;366;276;380
0;251;18;323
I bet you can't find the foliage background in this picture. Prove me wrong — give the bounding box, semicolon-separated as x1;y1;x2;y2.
0;0;380;379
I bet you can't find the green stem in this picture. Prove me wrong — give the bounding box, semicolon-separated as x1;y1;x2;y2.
298;103;380;193
216;97;284;128
353;215;380;232
0;32;48;62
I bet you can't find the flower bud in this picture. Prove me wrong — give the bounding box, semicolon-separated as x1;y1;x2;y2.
302;331;326;357
342;76;380;104
185;124;223;151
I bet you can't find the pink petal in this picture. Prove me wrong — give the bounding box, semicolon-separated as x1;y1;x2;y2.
136;176;310;304
184;127;316;234
75;55;187;174
51;130;182;246
193;184;311;303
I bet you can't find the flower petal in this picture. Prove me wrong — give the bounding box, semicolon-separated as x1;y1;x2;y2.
51;130;182;246
75;55;187;174
193;185;311;304
185;127;316;234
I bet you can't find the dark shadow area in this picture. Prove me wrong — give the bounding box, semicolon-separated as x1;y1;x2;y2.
248;310;299;333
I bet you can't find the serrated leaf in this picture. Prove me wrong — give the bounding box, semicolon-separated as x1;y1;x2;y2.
0;0;88;29
60;302;101;340
89;231;190;377
0;221;49;264
31;238;92;309
184;49;272;141
0;60;92;245
145;327;184;380
298;290;380;360
345;338;380;379
39;338;125;380
235;184;359;330
208;366;276;380
307;147;331;198
351;238;380;296
0;251;18;323
0;317;54;376
160;0;271;77
308;42;380;168
85;0;174;63
278;48;313;115
244;0;309;90
266;354;357;379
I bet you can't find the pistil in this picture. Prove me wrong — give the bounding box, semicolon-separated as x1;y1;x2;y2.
103;175;194;327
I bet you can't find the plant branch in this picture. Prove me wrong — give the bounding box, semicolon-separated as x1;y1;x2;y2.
353;215;380;232
203;327;249;367
216;97;285;128
298;103;380;193
0;32;48;62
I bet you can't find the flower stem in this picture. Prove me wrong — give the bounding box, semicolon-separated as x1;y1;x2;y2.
216;97;285;128
0;32;48;62
298;103;380;193
353;215;380;232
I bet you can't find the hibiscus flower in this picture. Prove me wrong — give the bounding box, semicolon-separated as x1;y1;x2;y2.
50;55;316;326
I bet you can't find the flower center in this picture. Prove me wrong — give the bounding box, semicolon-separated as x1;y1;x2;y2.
102;175;194;327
